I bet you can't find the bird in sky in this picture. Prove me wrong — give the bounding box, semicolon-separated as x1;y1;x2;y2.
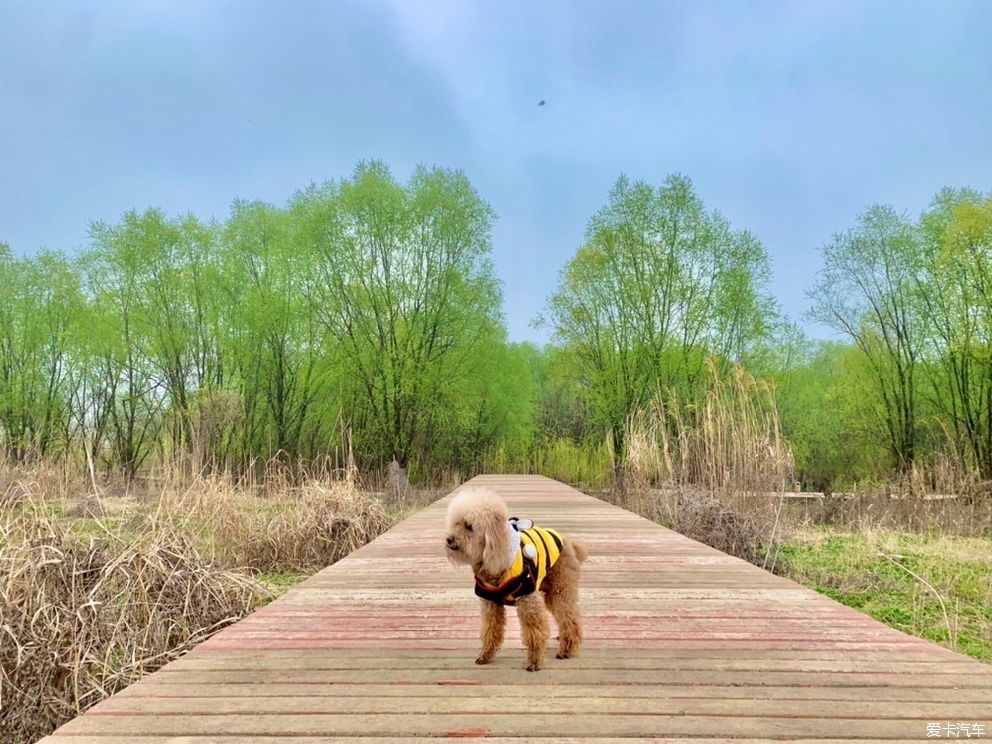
538;100;546;106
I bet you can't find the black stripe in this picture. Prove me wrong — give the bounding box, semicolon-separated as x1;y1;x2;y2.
475;574;526;605
532;529;553;574
547;529;564;551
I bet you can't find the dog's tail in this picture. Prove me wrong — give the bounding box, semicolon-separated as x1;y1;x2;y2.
571;539;589;563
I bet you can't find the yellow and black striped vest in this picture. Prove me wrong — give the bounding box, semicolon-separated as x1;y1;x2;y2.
474;523;564;606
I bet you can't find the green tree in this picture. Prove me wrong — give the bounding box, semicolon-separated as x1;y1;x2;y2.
0;246;80;460
219;200;326;464
452;338;535;472
293;161;506;474
540;173;776;464
82;219;165;479
775;339;889;491
520;343;592;444
92;210;225;461
919;189;992;477
808;206;926;473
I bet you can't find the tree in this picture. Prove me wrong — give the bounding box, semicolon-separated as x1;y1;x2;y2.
82;219;165;479
0;246;80;460
807;206;925;473
292;161;506;474
218;199;326;465
451;338;535;472
540;173;776;465
919;189;992;477
93;210;225;462
521;343;591;444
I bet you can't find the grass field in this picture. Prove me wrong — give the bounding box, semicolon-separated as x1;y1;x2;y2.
778;527;992;662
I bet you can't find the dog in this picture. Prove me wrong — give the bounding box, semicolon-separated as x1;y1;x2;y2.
444;486;588;671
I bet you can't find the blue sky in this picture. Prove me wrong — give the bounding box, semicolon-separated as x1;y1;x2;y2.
2;1;990;343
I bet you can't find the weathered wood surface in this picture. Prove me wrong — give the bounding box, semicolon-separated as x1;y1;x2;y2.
41;475;992;742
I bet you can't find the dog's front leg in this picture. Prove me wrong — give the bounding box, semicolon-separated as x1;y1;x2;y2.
476;600;505;664
515;593;550;671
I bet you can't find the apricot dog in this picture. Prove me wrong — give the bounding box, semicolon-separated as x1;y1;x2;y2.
444;486;588;671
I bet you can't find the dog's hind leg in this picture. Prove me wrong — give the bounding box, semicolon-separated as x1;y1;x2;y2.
543;558;584;659
545;588;583;659
515;593;550;671
476;600;505;665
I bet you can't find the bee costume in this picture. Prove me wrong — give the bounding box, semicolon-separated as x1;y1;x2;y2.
474;517;564;606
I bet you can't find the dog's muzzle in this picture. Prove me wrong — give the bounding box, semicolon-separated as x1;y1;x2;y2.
445;535;459;550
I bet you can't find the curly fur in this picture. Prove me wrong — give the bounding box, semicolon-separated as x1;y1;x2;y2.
444;486;587;671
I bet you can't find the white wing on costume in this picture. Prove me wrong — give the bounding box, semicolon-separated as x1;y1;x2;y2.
508;517;534;531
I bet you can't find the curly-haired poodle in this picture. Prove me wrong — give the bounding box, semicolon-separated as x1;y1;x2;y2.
444;486;588;671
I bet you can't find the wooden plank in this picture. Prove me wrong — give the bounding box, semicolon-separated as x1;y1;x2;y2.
39;475;992;743
39;738;932;744
115;667;992;687
163;647;958;660
111;682;992;703
48;712;968;739
88;694;991;719
161;654;986;674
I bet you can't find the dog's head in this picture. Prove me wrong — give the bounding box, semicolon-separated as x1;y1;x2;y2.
444;486;512;574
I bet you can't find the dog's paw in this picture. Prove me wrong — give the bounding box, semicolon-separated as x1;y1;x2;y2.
526;662;542;672
555;651;571;659
475;656;492;665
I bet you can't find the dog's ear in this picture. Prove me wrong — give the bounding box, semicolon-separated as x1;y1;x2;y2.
481;509;511;572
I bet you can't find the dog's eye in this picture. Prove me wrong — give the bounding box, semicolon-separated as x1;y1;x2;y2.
465;523;473;532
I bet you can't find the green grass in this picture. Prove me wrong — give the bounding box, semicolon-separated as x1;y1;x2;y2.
257;572;309;601
482;438;614;489
382;503;428;524
778;528;992;662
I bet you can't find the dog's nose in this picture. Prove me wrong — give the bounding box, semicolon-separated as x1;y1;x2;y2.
446;535;457;548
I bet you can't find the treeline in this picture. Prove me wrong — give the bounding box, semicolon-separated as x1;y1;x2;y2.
801;190;992;489
0;162;529;480
2;160;991;491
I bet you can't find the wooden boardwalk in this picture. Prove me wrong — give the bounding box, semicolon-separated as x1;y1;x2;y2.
42;475;992;742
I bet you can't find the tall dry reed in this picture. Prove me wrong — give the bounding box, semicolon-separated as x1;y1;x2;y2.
157;474;390;573
0;457;395;743
624;361;794;492
0;497;265;744
608;363;795;565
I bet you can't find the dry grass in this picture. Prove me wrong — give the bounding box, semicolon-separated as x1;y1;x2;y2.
0;460;396;744
600;364;793;566
157;476;391;574
0;458;77;507
0;497;266;744
374;458;451;522
606;362;991;552
668;488;766;567
780;491;992;537
596;483;773;568
624;362;794;493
